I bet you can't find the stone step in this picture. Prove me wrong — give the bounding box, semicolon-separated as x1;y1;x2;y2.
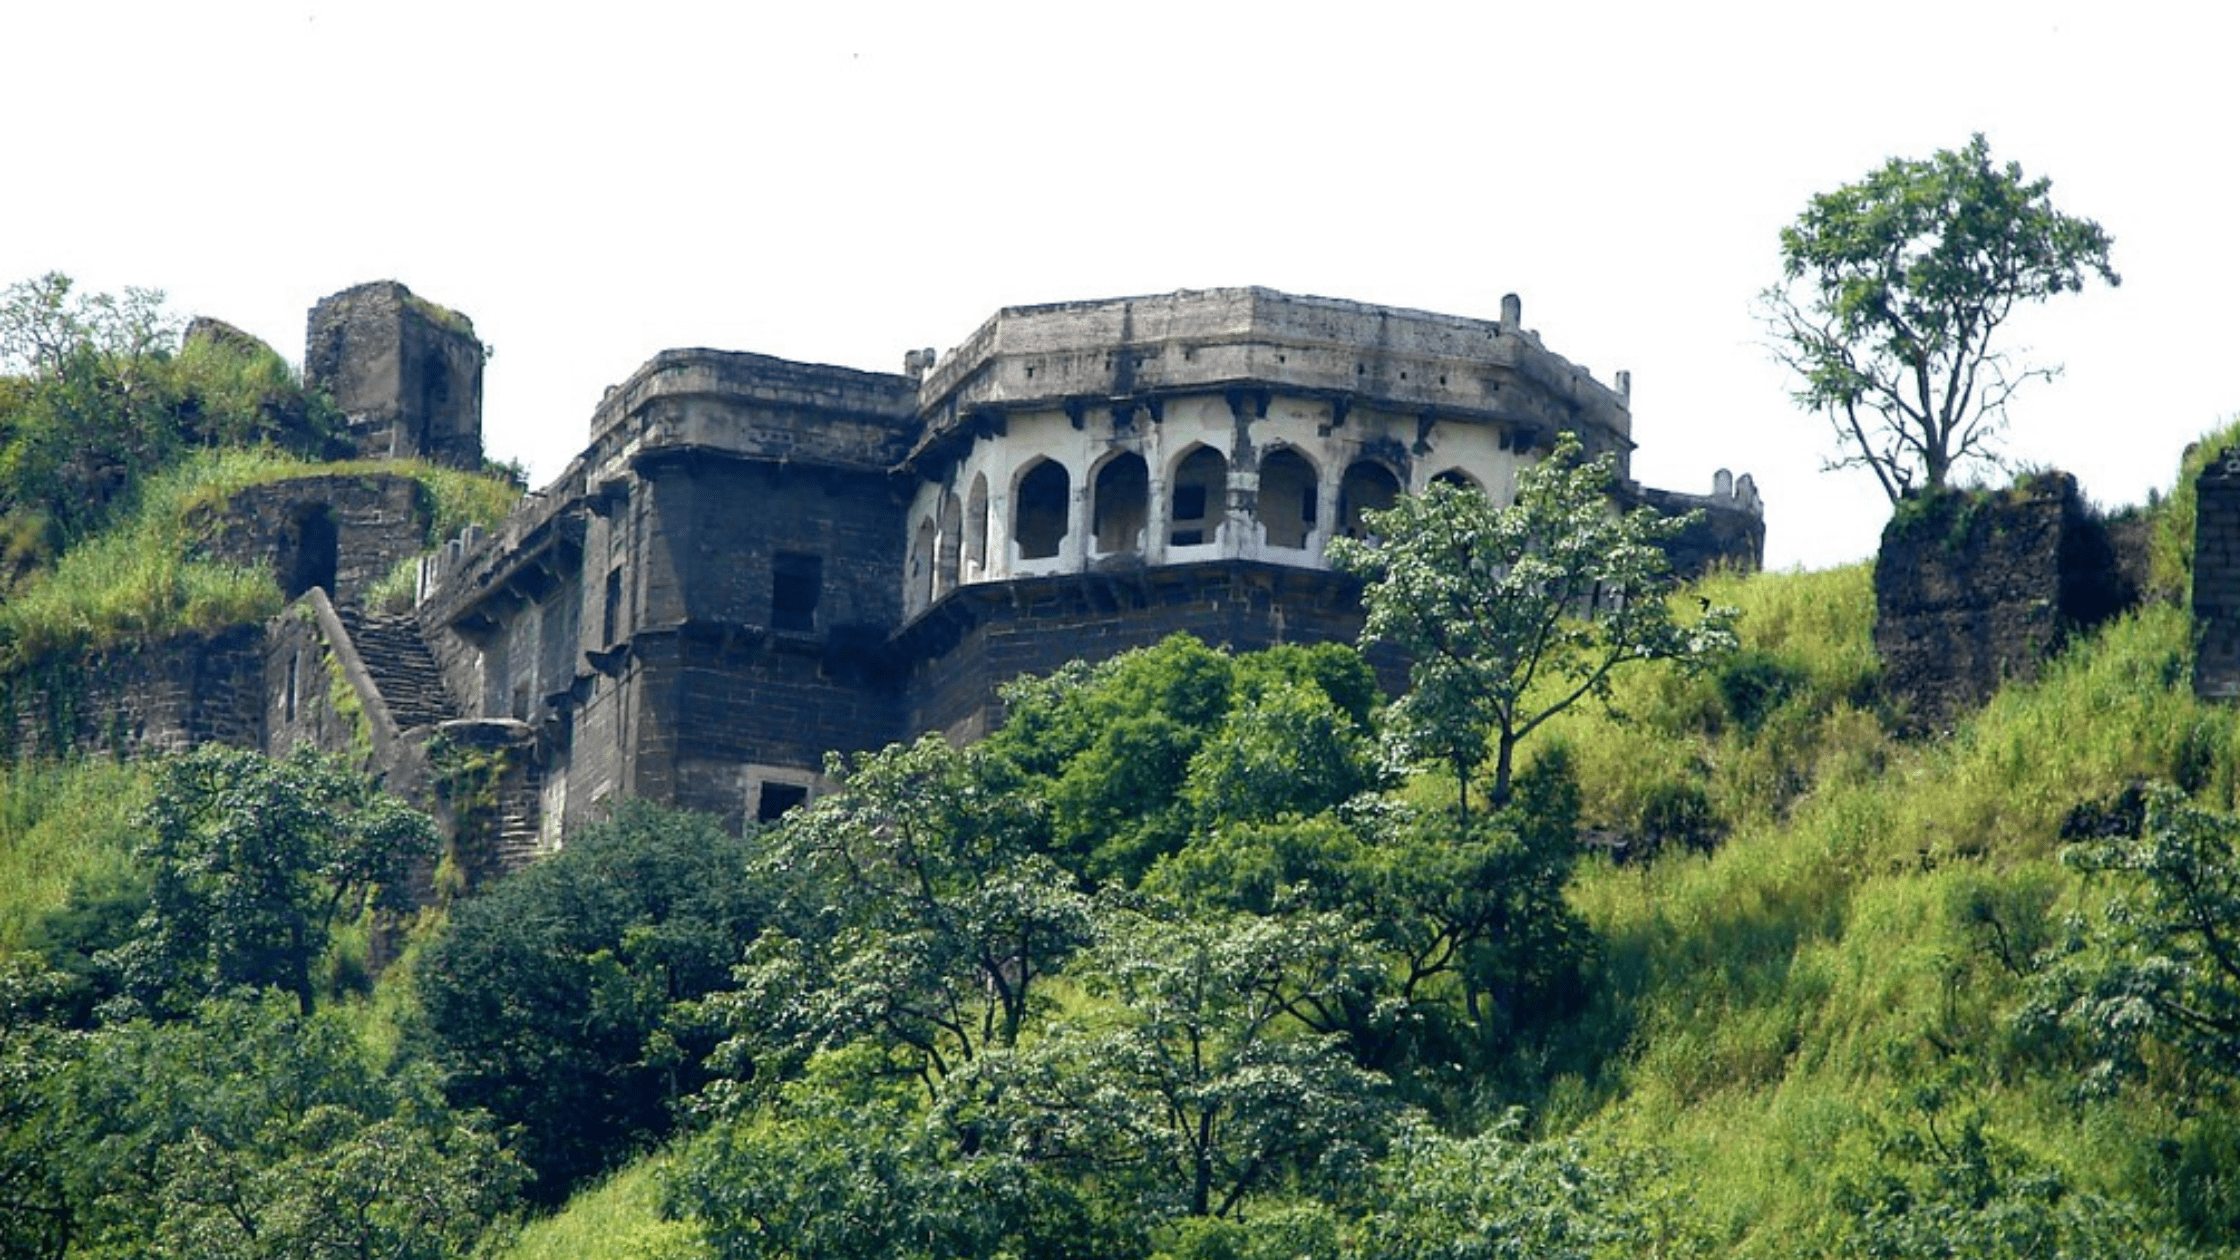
339;610;457;730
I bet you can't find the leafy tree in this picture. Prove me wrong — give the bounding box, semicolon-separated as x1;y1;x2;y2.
0;272;338;572
1146;755;1595;1101
1831;1104;2203;1260
2024;785;2240;1098
988;636;1379;886
114;746;434;1018
0;960;77;1260
414;801;767;1202
672;1045;1109;1260
1330;434;1735;818
1348;1114;1693;1260
721;736;1089;1091
1761;135;2118;503
35;992;519;1260
952;905;1396;1223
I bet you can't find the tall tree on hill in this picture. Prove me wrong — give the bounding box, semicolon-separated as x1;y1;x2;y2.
1762;134;2118;503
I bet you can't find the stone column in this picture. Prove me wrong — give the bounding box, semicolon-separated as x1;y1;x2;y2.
2195;448;2240;699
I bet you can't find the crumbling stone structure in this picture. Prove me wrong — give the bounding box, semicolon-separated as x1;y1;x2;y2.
304;281;485;469
44;280;1741;863
1875;473;2135;731
2192;447;2240;701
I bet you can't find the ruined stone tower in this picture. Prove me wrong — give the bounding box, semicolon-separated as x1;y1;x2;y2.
304;281;486;469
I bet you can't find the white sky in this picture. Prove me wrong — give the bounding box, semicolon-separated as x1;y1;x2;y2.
5;0;2233;571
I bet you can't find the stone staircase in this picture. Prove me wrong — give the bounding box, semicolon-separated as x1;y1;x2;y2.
339;609;457;730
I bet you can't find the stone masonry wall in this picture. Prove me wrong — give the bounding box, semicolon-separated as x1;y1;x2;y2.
197;474;435;607
1875;474;2133;731
0;627;266;761
899;562;1386;745
2193;448;2240;699
304;281;485;469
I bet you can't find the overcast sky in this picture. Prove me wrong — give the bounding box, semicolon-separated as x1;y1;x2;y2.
5;1;2232;570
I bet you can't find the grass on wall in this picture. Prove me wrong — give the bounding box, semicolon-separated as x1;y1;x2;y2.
0;447;522;666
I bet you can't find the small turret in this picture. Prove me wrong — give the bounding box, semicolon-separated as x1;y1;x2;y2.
305;281;485;470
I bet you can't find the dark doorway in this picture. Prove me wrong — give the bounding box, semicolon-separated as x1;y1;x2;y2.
284;505;339;600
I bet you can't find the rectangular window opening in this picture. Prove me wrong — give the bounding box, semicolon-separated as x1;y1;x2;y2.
756;781;810;822
773;553;822;633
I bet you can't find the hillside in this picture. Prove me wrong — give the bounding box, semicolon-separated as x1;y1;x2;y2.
457;469;2240;1258
5;276;2237;1257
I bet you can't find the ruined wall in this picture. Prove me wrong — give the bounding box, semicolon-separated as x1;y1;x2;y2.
2193;448;2240;700
263;608;373;767
0;628;266;761
304;281;485;469
1636;473;1766;578
609;453;909;819
1875;474;2133;731
197;473;434;607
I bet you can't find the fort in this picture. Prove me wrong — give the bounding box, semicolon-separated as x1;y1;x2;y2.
17;281;1769;868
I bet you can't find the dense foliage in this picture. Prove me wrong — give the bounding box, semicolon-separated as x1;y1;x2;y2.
0;273;341;579
415;803;768;1201
1330;432;1736;816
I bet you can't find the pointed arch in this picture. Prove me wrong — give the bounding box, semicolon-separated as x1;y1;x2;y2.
1169;445;1227;548
908;515;937;613
935;491;963;597
1015;458;1070;561
1338;460;1402;540
1430;467;1483;494
1258;447;1319;550
1092;451;1150;555
964;472;990;578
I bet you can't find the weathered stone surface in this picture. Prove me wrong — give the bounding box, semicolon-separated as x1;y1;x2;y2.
1;627;266;761
304;281;485;469
1875;473;2134;731
183;315;279;360
143;282;1766;852
1635;474;1766;578
194;473;434;606
2193;447;2240;700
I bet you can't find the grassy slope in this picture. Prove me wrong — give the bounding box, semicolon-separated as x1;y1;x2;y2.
1558;571;2236;1253
0;447;520;947
491;551;2240;1256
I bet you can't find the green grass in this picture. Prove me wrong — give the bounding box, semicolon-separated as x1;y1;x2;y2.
0;446;520;665
497;1156;708;1260
1544;564;2240;1253
0;758;149;955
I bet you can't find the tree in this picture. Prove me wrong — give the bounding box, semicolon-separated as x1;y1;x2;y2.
415;801;769;1202
115;746;434;1018
720;735;1092;1091
1329;434;1735;818
1762;134;2118;504
36;993;519;1260
949;905;1396;1224
2024;785;2240;1098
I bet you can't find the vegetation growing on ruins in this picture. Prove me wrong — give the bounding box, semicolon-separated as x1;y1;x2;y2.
0;275;520;668
7;267;2240;1258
